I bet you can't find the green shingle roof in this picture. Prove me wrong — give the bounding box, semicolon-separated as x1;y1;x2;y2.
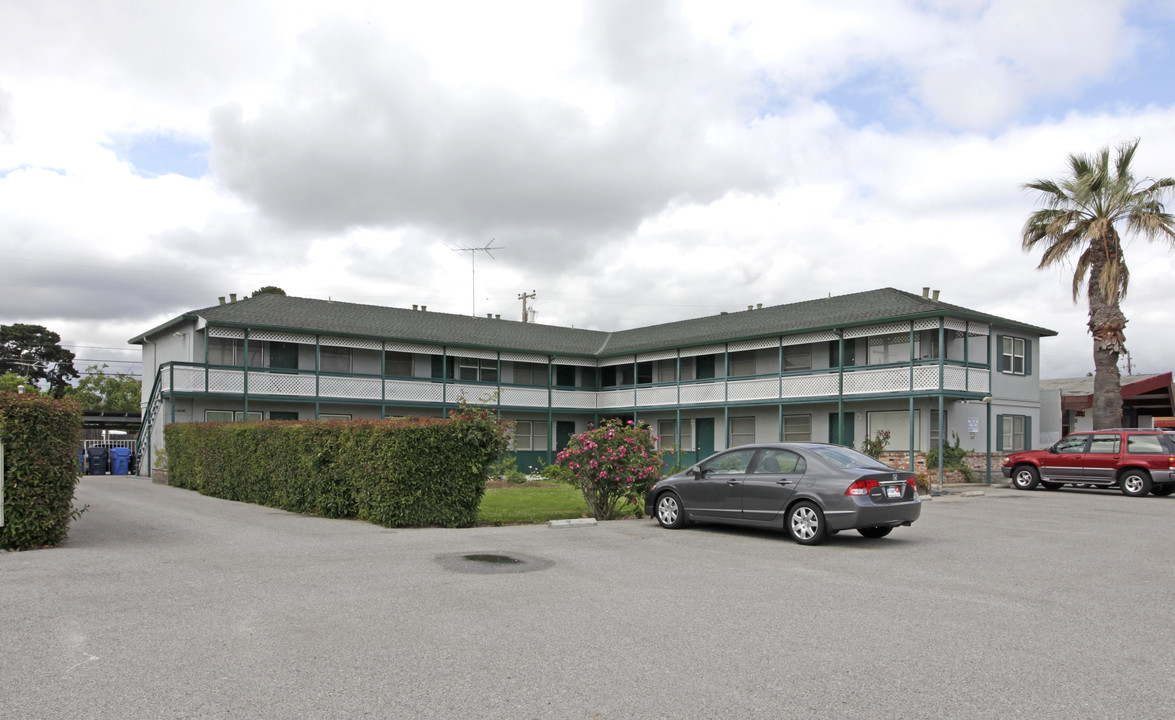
129;288;1055;356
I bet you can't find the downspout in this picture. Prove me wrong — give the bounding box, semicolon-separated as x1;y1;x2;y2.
314;336;321;419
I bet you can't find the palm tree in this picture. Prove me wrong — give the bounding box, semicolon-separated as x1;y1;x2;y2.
1022;139;1175;428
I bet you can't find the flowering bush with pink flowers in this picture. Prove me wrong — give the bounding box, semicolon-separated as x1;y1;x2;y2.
548;418;664;520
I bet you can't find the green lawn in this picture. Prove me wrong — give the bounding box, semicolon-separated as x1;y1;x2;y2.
477;484;643;525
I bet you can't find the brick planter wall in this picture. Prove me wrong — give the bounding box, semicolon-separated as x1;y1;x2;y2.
878;451;1007;483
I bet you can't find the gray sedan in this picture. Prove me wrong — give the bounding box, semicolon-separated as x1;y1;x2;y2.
644;443;921;545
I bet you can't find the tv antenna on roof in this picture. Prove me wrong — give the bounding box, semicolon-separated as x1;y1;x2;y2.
452;239;504;317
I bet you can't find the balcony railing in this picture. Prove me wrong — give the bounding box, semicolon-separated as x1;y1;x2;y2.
158;360;990;410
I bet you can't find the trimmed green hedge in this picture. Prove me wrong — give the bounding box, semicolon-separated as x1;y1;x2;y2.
1;392;84;551
165;411;509;528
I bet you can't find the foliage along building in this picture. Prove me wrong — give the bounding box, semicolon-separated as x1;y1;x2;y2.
130;288;1054;476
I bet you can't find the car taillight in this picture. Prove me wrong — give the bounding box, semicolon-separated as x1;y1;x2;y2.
846;478;879;496
1169;458;1175;471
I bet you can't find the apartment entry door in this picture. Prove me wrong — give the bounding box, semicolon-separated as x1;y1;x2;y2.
829;413;855;448
695;417;715;463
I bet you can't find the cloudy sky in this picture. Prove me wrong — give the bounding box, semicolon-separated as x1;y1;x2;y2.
3;0;1175;382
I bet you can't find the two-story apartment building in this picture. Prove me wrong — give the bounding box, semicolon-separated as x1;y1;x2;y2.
131;287;1054;476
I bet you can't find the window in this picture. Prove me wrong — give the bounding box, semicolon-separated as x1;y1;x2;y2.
1001;336;1028;375
555;365;576;387
208;338;263;367
601;366;617;387
657;359;677;382
270;411;299;421
1087;434;1120;454
203;410;261;422
753;449;805;474
636;362;653;385
783;345;812;372
513;420;548;451
703;448;757;473
270;342;299;370
385;351;414;377
657;419;693;451
867;334;911;365
729;351;756;377
318;413;352;421
457;357;497;382
512;361;546;385
696;355;716;379
1127;434;1165;454
930;409;946;447
783;415;811;442
320;347;352;373
1001;415;1027;452
918;330;940;360
1054;434;1086;453
868;410;921;451
729;416;756;447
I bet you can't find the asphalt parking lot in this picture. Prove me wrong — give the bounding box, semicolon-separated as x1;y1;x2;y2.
3;477;1175;719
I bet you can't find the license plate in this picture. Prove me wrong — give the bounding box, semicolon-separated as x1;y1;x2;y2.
884;485;903;499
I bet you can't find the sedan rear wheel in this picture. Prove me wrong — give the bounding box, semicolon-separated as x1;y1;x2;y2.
786;501;827;546
655;492;686;529
857;526;893;539
1119;470;1152;497
1011;465;1040;490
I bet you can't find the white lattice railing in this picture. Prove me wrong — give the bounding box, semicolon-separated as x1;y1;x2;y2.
500;386;549;408
157;362;992;408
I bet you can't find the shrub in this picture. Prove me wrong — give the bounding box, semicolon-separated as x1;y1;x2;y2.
0;392;84;550
860;429;891;459
926;432;974;482
164;401;511;529
547;418;663;520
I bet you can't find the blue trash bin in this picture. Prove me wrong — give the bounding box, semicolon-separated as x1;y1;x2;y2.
86;447;109;475
110;447;131;476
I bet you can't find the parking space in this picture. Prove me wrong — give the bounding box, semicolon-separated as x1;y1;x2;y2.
3;477;1174;719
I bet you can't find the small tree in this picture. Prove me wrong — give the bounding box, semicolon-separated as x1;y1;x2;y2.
0;372;40;394
0;323;79;397
65;364;141;412
549;418;663;520
252;286;287;296
860;429;891;459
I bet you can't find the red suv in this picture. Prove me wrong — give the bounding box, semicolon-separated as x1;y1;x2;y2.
1003;430;1175;497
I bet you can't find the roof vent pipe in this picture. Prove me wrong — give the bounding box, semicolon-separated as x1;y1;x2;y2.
218;296;225;305
932;290;940;302
421;305;427;311
922;287;930;299
230;293;237;303
756;303;763;309
495;314;500;319
413;304;418;311
486;313;492;318
747;305;753;311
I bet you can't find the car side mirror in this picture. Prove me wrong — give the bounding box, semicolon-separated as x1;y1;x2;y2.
692;466;709;479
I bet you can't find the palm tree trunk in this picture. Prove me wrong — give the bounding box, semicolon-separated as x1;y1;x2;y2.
1087;252;1126;429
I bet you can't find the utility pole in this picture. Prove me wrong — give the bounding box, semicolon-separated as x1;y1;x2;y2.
452;240;504;317
518;290;536;323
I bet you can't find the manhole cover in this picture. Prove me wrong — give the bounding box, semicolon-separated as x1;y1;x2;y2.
435;551;554;574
